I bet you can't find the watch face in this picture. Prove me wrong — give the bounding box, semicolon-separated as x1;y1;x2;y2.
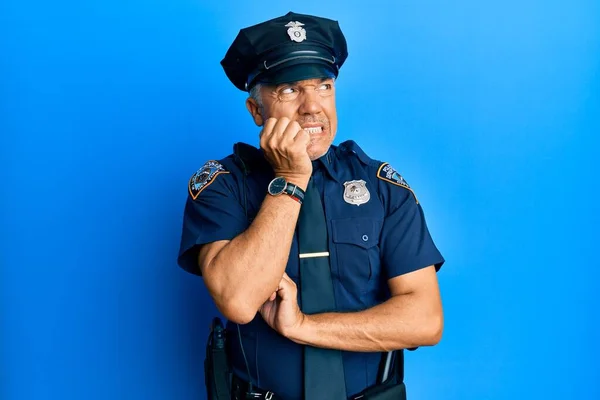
268;177;287;195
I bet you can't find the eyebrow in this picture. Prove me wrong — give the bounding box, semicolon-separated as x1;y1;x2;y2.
275;78;333;89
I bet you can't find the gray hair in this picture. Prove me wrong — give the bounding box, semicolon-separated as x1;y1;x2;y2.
248;83;263;109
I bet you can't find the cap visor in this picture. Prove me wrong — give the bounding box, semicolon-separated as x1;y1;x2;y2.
256;62;336;87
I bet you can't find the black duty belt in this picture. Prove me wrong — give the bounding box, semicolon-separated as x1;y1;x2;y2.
231;375;279;400
231;375;388;400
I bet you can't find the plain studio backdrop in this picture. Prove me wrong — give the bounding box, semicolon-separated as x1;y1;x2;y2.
1;0;598;399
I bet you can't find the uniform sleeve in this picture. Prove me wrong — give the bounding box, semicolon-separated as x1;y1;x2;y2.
177;171;249;276
379;181;445;279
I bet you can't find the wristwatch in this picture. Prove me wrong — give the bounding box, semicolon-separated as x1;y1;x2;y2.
267;177;305;204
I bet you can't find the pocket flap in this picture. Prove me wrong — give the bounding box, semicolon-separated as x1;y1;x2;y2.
331;218;381;249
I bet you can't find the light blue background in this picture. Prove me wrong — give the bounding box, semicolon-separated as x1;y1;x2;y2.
2;1;599;399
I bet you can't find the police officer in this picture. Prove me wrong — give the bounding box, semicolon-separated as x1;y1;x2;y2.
178;11;445;400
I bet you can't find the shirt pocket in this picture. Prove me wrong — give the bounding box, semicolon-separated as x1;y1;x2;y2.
331;218;382;297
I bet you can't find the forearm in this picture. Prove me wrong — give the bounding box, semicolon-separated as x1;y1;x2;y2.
288;292;443;352
206;177;309;322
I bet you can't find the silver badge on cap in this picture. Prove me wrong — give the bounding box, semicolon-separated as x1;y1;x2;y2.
285;21;307;43
343;180;370;206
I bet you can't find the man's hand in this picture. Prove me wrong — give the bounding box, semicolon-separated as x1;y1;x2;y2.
260;117;312;186
259;273;305;338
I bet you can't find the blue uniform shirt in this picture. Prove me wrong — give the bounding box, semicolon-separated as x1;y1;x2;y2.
178;140;444;400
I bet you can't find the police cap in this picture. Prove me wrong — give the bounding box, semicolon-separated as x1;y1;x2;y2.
221;11;348;92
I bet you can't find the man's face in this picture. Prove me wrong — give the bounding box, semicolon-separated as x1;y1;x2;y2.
248;77;338;161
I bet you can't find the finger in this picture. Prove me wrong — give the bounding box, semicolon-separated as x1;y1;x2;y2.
259;118;278;147
277;284;297;301
282;120;302;141
269;291;277;301
263;118;278;136
284;276;297;292
292;128;310;146
259;119;277;152
278;273;291;286
272;117;292;138
277;276;297;295
281;272;295;284
266;117;289;149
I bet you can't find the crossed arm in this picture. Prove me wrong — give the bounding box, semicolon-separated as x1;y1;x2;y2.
284;266;443;352
198;192;443;352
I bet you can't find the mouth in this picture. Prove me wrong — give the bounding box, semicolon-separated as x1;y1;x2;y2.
303;126;324;134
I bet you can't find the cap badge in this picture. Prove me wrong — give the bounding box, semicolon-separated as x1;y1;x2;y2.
343;180;370;206
285;21;307;43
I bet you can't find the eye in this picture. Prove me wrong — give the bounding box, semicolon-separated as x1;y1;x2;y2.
318;83;332;91
280;87;296;95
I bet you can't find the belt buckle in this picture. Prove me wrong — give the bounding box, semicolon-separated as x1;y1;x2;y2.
265;391;274;400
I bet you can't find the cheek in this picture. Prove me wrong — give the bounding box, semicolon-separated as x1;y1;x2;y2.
325;106;337;132
329;114;337;131
265;102;299;120
323;95;336;115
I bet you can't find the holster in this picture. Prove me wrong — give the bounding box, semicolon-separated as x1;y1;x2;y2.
354;350;407;400
205;317;232;400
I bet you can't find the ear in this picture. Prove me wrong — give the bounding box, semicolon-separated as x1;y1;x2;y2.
245;98;264;126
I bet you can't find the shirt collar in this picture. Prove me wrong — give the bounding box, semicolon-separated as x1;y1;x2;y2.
312;145;342;183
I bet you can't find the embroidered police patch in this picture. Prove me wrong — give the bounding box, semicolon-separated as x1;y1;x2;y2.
377;163;419;203
188;161;229;200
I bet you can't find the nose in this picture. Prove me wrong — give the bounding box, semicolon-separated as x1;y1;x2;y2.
298;90;323;115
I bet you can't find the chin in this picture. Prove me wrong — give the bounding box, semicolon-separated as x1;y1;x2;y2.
308;138;334;161
308;148;329;161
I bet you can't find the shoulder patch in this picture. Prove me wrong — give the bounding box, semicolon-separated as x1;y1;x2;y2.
188;160;229;200
377;163;419;203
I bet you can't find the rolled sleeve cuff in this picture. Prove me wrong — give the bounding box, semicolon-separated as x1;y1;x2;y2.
384;251;445;279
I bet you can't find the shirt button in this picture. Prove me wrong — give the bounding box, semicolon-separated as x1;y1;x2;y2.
362;235;369;242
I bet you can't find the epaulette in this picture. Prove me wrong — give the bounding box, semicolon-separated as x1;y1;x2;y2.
337;140;376;166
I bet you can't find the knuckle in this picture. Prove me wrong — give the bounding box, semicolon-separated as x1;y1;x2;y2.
265;119;277;132
296;131;308;142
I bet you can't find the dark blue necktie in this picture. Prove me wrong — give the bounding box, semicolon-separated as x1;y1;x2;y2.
298;179;347;400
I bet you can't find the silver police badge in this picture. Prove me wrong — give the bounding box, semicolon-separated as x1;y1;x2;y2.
285;21;307;43
343;180;370;206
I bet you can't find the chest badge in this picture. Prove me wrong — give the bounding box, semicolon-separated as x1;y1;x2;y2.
343;180;370;206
